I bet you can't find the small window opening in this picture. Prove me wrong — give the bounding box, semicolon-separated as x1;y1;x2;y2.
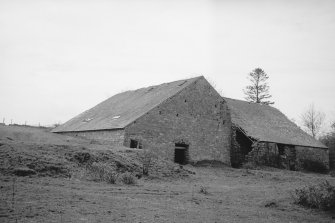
159;111;162;115
176;113;179;117
174;143;189;165
215;104;217;108
184;99;187;103
83;118;93;123
130;139;138;149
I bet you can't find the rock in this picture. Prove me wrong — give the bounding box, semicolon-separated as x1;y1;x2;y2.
265;201;278;208
13;167;36;176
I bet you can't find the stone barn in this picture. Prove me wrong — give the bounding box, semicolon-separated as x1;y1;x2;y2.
53;76;328;170
52;76;232;165
225;98;329;170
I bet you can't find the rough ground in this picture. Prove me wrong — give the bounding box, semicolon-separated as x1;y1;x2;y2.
1;125;335;223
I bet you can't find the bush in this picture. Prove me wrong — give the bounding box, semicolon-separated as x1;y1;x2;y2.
73;152;92;164
199;185;209;195
87;162;117;184
119;172;137;185
293;181;335;210
298;159;328;174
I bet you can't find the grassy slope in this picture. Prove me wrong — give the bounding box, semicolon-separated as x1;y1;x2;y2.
0;125;335;223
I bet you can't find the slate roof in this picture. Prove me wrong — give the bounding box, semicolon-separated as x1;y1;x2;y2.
224;98;327;148
52;76;202;132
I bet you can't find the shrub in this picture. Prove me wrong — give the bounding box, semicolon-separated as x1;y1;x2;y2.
87;162;117;184
120;172;137;185
298;159;328;174
293;181;335;210
199;185;209;195
73;152;92;164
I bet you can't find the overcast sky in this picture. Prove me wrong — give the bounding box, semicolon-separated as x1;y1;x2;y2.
1;0;334;132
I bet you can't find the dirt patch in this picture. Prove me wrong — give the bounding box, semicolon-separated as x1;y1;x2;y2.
12;167;36;176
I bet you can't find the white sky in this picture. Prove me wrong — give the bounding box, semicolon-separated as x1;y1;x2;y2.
1;0;334;131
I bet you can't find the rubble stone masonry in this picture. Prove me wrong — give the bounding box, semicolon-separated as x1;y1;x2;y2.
124;77;232;165
61;129;125;146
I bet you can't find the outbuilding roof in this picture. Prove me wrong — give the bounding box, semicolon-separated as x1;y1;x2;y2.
52;76;202;132
224;97;327;148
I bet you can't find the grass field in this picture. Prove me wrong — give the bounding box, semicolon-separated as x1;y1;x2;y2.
1;125;335;223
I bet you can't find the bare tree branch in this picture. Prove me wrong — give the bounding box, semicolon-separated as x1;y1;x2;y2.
301;104;325;138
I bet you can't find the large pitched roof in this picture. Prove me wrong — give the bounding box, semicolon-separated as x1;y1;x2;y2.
52;76;202;132
224;98;327;149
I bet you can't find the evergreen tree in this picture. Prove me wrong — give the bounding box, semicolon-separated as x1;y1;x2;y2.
243;68;274;105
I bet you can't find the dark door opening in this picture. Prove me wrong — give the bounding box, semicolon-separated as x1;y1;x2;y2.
278;144;296;170
236;129;253;158
130;139;138;149
231;129;253;168
174;143;189;165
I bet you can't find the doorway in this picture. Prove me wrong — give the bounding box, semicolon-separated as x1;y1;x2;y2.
174;143;189;165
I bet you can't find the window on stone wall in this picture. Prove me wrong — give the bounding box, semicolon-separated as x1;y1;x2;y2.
174;143;189;165
130;139;138;149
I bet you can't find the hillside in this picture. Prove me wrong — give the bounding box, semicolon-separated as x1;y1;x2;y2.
0;125;335;222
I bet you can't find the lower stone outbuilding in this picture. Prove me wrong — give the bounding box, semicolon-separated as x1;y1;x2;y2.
226;98;328;171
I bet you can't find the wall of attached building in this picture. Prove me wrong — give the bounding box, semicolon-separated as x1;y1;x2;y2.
59;129;125;145
244;141;329;171
330;147;335;170
295;146;329;171
124;77;231;165
246;142;297;169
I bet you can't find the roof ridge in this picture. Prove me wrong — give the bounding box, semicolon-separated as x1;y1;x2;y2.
124;76;203;93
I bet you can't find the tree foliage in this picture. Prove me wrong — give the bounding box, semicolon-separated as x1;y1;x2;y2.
301;104;325;138
243;68;274;105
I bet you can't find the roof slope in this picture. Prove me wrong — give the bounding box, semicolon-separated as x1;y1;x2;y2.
224;98;327;148
53;76;202;132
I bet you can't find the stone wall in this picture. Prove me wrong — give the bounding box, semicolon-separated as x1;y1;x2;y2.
245;142;329;171
230;126;243;167
124;77;232;165
295;146;329;170
246;142;282;168
60;129;125;146
330;147;335;170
